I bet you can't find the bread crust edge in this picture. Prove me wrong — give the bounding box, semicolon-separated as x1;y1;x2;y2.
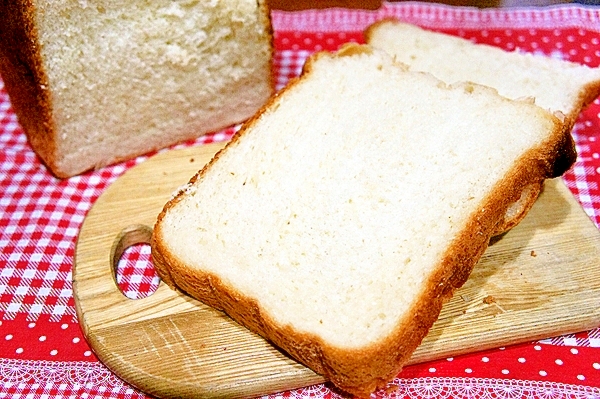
151;47;576;398
0;0;61;175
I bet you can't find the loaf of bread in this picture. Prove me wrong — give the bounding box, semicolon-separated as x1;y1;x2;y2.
365;19;600;128
0;0;273;178
151;44;575;397
365;19;600;234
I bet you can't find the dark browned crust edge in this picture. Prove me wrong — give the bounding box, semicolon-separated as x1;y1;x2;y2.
0;0;61;175
259;0;277;95
151;46;576;397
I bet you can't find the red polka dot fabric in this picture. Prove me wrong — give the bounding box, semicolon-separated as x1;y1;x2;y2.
0;2;599;398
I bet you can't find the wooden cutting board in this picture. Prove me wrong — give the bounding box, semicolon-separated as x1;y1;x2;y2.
73;142;600;399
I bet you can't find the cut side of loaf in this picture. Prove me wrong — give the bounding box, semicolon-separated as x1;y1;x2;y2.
365;19;600;234
365;19;600;127
151;44;575;397
0;0;273;178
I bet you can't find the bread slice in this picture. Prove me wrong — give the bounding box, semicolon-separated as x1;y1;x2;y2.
0;0;273;178
365;19;600;234
365;19;600;128
151;44;575;397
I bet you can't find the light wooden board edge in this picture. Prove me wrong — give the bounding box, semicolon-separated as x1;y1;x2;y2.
73;142;600;399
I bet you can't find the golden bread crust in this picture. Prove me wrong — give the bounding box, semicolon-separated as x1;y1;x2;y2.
151;46;575;397
0;0;61;175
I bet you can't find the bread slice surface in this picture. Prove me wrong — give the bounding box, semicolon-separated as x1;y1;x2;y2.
0;0;273;177
152;45;574;397
364;19;600;235
365;20;600;126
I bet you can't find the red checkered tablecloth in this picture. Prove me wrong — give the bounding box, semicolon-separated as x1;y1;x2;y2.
1;2;599;398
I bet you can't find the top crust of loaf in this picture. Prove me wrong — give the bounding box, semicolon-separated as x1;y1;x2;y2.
365;19;600;126
151;44;574;397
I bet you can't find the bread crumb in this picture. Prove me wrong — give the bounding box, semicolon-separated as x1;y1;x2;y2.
483;295;495;304
530;250;537;257
553;110;566;123
384;384;399;394
515;95;535;104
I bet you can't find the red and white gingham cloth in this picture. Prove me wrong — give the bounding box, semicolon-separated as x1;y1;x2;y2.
1;3;599;398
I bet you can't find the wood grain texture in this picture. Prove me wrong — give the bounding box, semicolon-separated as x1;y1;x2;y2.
74;142;600;399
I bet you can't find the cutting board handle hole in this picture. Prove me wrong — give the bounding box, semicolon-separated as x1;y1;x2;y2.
111;224;160;300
